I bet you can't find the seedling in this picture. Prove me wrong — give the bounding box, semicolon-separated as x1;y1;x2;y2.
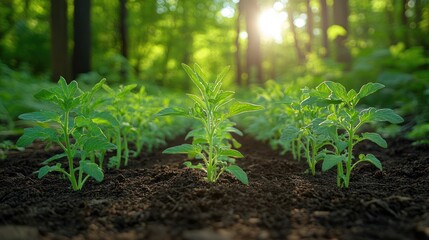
312;81;404;188
16;78;115;190
102;84;137;169
157;63;263;185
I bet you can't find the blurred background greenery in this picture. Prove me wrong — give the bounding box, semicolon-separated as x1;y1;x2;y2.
0;0;428;143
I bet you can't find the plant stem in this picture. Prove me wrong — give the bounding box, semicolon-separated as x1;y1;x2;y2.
64;111;78;190
124;134;129;166
344;128;354;188
116;129;122;169
311;139;316;176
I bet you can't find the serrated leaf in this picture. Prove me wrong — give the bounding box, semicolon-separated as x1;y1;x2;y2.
322;154;346;171
362;154;383;171
83;136;116;152
19;111;61;122
41;153;67;165
336;140;348;153
75;116;92;127
356;82;384;100
16;126;58;147
361;132;387;148
324;81;349;102
360;108;404;124
38;163;63;178
163;144;201;155
92;112;120;127
227;101;263;117
219;149;244;158
225;165;248;185
280;125;300;144
371;109;404;124
155;107;187;117
81;160;104;182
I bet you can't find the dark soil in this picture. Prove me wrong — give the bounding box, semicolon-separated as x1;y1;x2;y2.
0;135;428;240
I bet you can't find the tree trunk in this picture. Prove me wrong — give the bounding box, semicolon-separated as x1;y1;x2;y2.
287;6;305;64
386;1;397;45
305;0;314;54
320;0;329;57
333;0;351;65
243;0;262;85
400;0;409;47
119;0;128;82
235;1;242;86
72;0;92;80
50;0;70;82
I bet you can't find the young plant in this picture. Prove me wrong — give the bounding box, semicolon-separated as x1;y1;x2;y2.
312;81;404;188
0;140;24;160
280;96;333;176
16;78;115;191
102;84;137;169
157;63;263;185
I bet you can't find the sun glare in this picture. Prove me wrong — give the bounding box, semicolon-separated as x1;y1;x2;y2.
258;8;287;43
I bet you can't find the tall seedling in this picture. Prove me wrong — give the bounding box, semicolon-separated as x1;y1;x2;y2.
16;78;115;190
157;64;263;184
315;81;404;188
102;84;137;169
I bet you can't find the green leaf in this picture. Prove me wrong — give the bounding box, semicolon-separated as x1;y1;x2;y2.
81;160;104;182
182;63;205;93
155;107;187;117
92;112;120;128
83;136;116;152
185;128;205;140
19;111;61;122
322;154;346;171
372;109;404;124
219;149;244;158
280;125;300;144
213;66;230;95
361;154;383;171
225;165;248;185
227;101;263;117
16;126;58;147
187;94;206;108
324;81;349;102
34;89;55;101
163;144;202;155
336;140;348;153
41;153;67;165
213;91;235;109
225;126;243;136
183;161;204;169
361;108;404;124
356;82;384;100
38;163;63;178
75;116;92;127
361;132;387;148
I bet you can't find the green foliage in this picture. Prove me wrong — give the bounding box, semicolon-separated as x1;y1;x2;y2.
16;77;115;191
243;80;403;188
0;140;23;160
158;64;263;184
306;81;403;188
